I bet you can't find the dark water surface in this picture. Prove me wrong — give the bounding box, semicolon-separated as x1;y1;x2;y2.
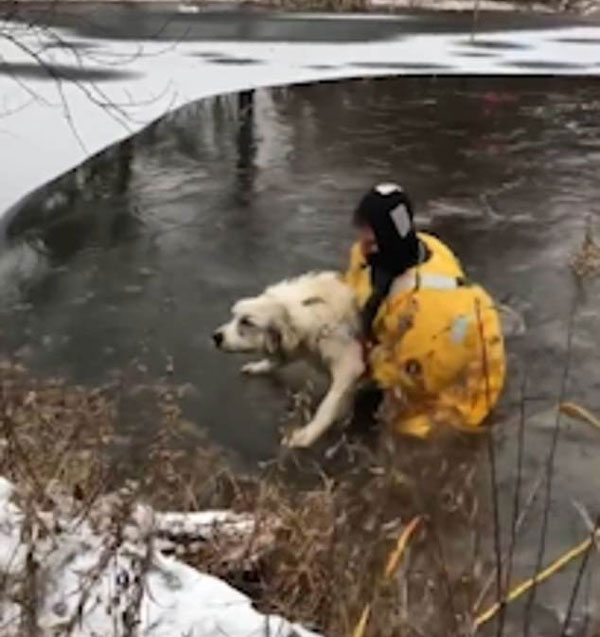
3;2;592;43
1;75;600;630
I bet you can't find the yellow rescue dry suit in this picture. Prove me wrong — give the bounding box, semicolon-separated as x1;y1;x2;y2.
346;189;506;438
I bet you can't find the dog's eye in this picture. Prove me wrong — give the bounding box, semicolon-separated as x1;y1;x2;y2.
239;316;255;328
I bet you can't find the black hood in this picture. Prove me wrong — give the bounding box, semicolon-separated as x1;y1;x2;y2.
353;183;420;278
354;183;421;338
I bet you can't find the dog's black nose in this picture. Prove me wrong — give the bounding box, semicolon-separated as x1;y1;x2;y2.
212;331;224;348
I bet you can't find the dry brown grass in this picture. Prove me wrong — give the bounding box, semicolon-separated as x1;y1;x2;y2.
0;360;114;508
570;217;600;279
0;358;513;636
138;426;490;636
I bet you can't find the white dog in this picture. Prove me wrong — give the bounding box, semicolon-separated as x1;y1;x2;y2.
213;272;365;448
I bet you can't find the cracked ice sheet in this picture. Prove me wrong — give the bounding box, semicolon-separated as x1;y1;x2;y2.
0;19;600;215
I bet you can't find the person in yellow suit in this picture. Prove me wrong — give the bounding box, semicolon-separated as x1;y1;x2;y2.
345;183;506;438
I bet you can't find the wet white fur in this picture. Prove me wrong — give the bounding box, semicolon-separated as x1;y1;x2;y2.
214;272;365;448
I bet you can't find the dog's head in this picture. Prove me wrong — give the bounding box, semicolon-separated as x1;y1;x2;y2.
213;295;300;357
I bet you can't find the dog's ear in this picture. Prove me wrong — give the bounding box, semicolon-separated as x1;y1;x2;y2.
265;304;300;355
265;325;282;355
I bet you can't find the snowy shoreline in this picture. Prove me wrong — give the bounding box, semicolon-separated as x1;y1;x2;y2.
0;476;320;637
1;14;600;219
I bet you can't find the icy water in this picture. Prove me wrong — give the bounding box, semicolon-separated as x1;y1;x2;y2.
1;75;600;631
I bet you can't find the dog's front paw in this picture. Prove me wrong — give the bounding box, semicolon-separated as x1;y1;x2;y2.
282;426;317;449
241;360;273;375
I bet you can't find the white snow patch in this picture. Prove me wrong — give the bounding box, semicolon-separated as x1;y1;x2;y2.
1;19;600;215
0;477;319;637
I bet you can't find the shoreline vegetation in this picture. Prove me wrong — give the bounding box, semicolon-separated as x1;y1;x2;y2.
1;356;598;635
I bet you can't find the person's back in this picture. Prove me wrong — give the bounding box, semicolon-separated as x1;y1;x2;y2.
345;184;505;438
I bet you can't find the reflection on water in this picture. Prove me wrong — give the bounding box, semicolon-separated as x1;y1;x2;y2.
1;75;600;628
2;77;600;434
236;90;257;205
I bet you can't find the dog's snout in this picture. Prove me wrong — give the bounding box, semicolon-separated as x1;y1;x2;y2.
212;330;224;348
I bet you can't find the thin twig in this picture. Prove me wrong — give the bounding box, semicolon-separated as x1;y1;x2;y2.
476;530;600;630
471;0;482;41
502;372;527;606
473;470;544;612
523;301;577;637
559;517;600;637
352;516;422;637
559;402;600;433
571;501;600;554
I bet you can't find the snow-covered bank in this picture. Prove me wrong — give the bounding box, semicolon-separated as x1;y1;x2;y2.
1;15;600;216
0;476;319;637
